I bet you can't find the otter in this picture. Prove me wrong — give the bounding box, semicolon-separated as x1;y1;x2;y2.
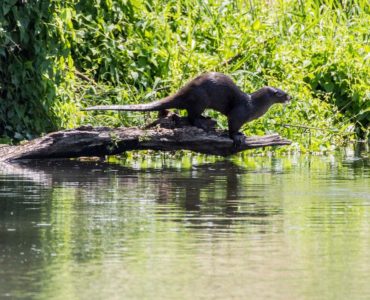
84;72;291;145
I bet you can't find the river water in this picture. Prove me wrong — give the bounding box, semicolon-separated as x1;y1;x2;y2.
0;154;369;300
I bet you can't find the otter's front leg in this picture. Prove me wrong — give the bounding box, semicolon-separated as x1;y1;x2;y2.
228;113;247;147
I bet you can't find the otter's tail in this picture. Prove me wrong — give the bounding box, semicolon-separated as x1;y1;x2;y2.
83;95;179;112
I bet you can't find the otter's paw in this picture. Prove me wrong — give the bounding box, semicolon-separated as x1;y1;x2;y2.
232;133;247;148
192;118;209;131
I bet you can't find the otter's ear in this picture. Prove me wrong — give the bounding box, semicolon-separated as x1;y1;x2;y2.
267;87;277;94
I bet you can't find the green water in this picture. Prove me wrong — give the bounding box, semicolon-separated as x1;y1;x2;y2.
0;155;369;300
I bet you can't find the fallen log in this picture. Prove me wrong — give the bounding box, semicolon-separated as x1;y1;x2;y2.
0;113;291;162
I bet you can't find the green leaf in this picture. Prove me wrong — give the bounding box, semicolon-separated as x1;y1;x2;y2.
252;20;261;31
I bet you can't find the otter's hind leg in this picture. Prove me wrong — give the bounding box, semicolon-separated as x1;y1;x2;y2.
187;108;208;130
185;92;209;130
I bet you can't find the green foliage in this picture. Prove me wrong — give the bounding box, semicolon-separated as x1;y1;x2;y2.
0;0;369;150
1;1;55;139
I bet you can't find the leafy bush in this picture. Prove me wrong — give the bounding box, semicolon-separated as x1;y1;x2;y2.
0;1;56;140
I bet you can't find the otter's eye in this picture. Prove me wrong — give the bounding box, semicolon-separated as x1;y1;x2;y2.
274;91;283;97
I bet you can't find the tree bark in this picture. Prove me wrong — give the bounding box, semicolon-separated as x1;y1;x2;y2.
0;113;291;162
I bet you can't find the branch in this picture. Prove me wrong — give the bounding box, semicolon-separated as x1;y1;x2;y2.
0;113;291;162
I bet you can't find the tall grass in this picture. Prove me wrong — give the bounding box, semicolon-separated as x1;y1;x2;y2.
1;0;369;151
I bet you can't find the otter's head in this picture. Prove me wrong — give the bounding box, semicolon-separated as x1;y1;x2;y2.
266;87;291;104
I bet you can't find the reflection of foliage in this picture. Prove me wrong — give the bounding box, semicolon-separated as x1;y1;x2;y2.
0;0;369;150
0;156;369;298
